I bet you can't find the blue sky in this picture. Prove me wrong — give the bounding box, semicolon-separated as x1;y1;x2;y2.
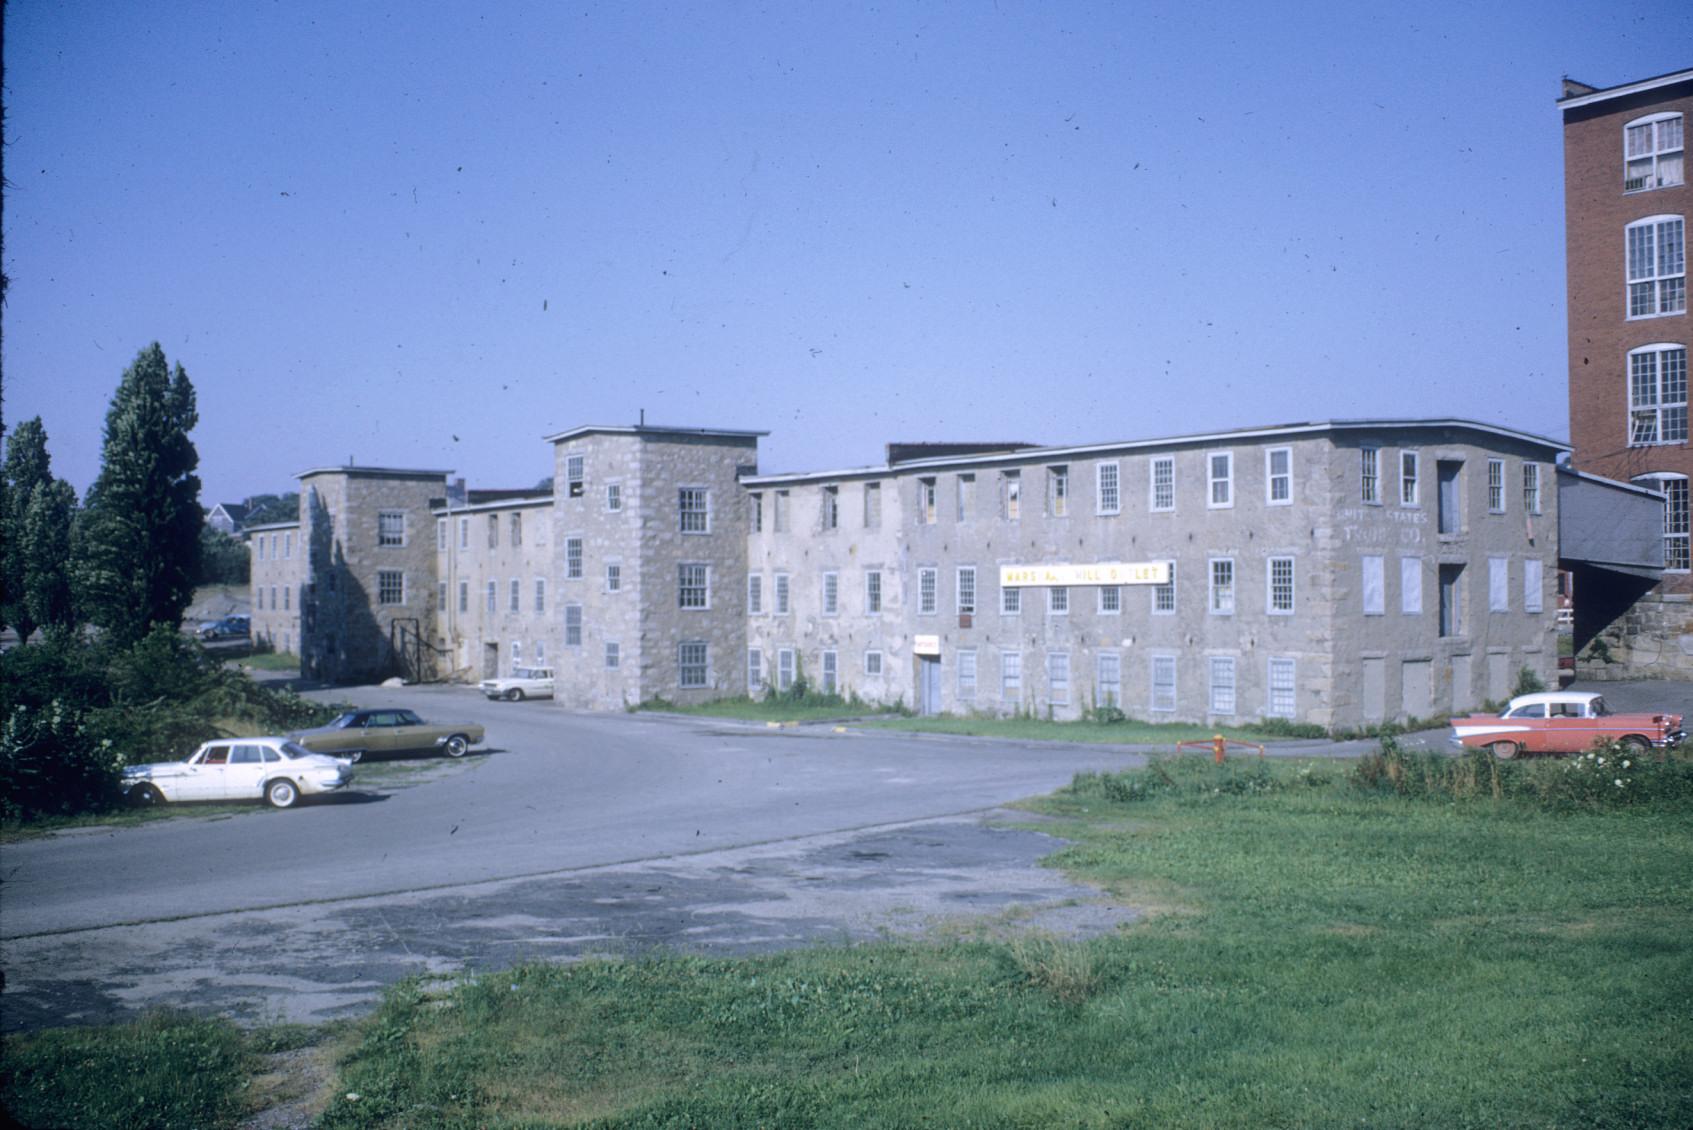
4;1;1690;507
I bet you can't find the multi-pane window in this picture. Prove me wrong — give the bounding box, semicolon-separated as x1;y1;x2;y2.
1523;463;1543;514
458;581;468;613
777;648;796;691
1001;584;1021;615
1097;652;1121;708
865;570;882;613
1400;556;1423;615
1268;657;1296;717
1627;216;1686;318
488;514;499;548
749;492;762;532
510;512;522;546
607;482;622;512
566;537;583;579
822;571;839;616
748;574;763;615
774;490;790;532
486;580;497;613
1151;655;1177;712
1487;459;1506;512
509;578;521;613
822;486;839;530
1489;557;1510;613
1362;555;1385;615
1208;452;1233;508
605;641;620;669
821;650;838;695
1629;345;1688;445
283;587;290;610
378;511;405;547
1401;452;1419;506
1266;448;1291;505
957;566;976;615
378;570;404;605
1209;558;1234;615
606;563;621;593
957;649;977;701
1048;586;1069;615
436;519;447;551
1047;651;1070;706
863;482;882;528
1099;585;1121;614
459;517;470;548
679;488;710;533
284;532;292;558
438;582;447;611
864;650;883;676
566;454;585;497
919;478;937;524
918;567;938;614
1625;113;1684;191
775;573;791;614
1209;656;1236;715
748;648;763;689
535;578;546;613
1002;471;1021;520
679;642;708;688
1151;456;1175;511
678;564;709;609
1153;561;1177;614
1001;651;1022;699
512;642;523;667
1637;473;1691;571
534;641;546;664
1268;557;1295;614
1361;447;1380;504
956;474;974;521
1096;461;1121;515
1048;466;1069;517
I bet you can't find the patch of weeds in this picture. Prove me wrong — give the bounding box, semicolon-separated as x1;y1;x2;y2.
1349;736;1693;812
1002;933;1106;1007
1069;755;1284;805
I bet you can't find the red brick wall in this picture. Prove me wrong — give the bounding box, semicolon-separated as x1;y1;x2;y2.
1563;80;1693;594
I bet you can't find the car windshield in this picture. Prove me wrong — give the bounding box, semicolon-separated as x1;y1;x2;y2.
328;713;361;728
279;741;317;759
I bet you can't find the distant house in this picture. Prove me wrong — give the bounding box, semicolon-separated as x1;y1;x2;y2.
207;502;250;536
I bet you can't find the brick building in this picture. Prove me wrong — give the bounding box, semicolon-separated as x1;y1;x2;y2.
1560;68;1691;673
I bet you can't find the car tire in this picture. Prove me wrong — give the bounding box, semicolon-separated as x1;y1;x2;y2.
505;688;524;702
443;734;470;758
266;779;300;808
1621;735;1651;752
130;783;165;807
1489;740;1519;760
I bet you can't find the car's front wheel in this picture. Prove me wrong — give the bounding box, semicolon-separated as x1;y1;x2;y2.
1621;734;1652;752
129;783;165;807
443;734;470;758
505;688;524;702
266;779;300;808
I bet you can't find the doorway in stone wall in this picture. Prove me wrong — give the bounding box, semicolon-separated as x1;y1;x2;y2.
917;655;942;716
483;641;499;679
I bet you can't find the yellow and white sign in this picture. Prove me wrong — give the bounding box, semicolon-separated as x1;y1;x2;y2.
913;634;942;656
999;561;1168;588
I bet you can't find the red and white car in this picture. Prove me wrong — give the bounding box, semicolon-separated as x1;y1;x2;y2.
1450;692;1684;758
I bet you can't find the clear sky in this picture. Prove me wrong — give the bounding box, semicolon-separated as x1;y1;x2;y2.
3;1;1690;508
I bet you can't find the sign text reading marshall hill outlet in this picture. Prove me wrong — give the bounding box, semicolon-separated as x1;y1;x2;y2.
999;562;1169;588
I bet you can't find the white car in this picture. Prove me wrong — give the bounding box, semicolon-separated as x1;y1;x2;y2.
480;666;555;701
122;737;355;809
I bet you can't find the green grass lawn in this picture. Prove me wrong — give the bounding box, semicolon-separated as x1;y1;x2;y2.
860;712;1323;746
638;693;904;723
235;650;302;672
9;753;1691;1128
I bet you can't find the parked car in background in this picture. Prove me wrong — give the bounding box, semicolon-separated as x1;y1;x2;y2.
480;666;555;701
123;737;354;808
289;709;485;762
1450;692;1684;758
197;615;250;641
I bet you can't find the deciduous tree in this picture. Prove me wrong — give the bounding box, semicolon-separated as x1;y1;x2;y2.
2;417;54;640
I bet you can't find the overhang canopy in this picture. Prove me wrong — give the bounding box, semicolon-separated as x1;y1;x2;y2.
1557;466;1665;578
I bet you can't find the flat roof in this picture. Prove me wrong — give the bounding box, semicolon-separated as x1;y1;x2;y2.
297;465;452;480
241;519;300;534
1558;67;1693;110
429;494;554;516
544;423;767;445
742;418;1569;487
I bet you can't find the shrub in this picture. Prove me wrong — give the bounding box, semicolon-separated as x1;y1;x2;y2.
1069;756;1282;805
1513;664;1547;697
1350;735;1693;812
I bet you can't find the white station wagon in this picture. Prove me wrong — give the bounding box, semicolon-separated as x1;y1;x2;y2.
122;737;355;809
480;666;555;701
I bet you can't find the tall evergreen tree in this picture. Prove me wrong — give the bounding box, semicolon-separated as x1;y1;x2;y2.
22;479;78;631
75;343;203;644
2;417;54;640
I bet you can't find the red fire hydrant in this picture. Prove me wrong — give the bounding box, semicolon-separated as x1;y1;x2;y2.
1213;733;1226;764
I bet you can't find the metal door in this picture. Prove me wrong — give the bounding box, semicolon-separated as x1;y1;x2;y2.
918;656;942;716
